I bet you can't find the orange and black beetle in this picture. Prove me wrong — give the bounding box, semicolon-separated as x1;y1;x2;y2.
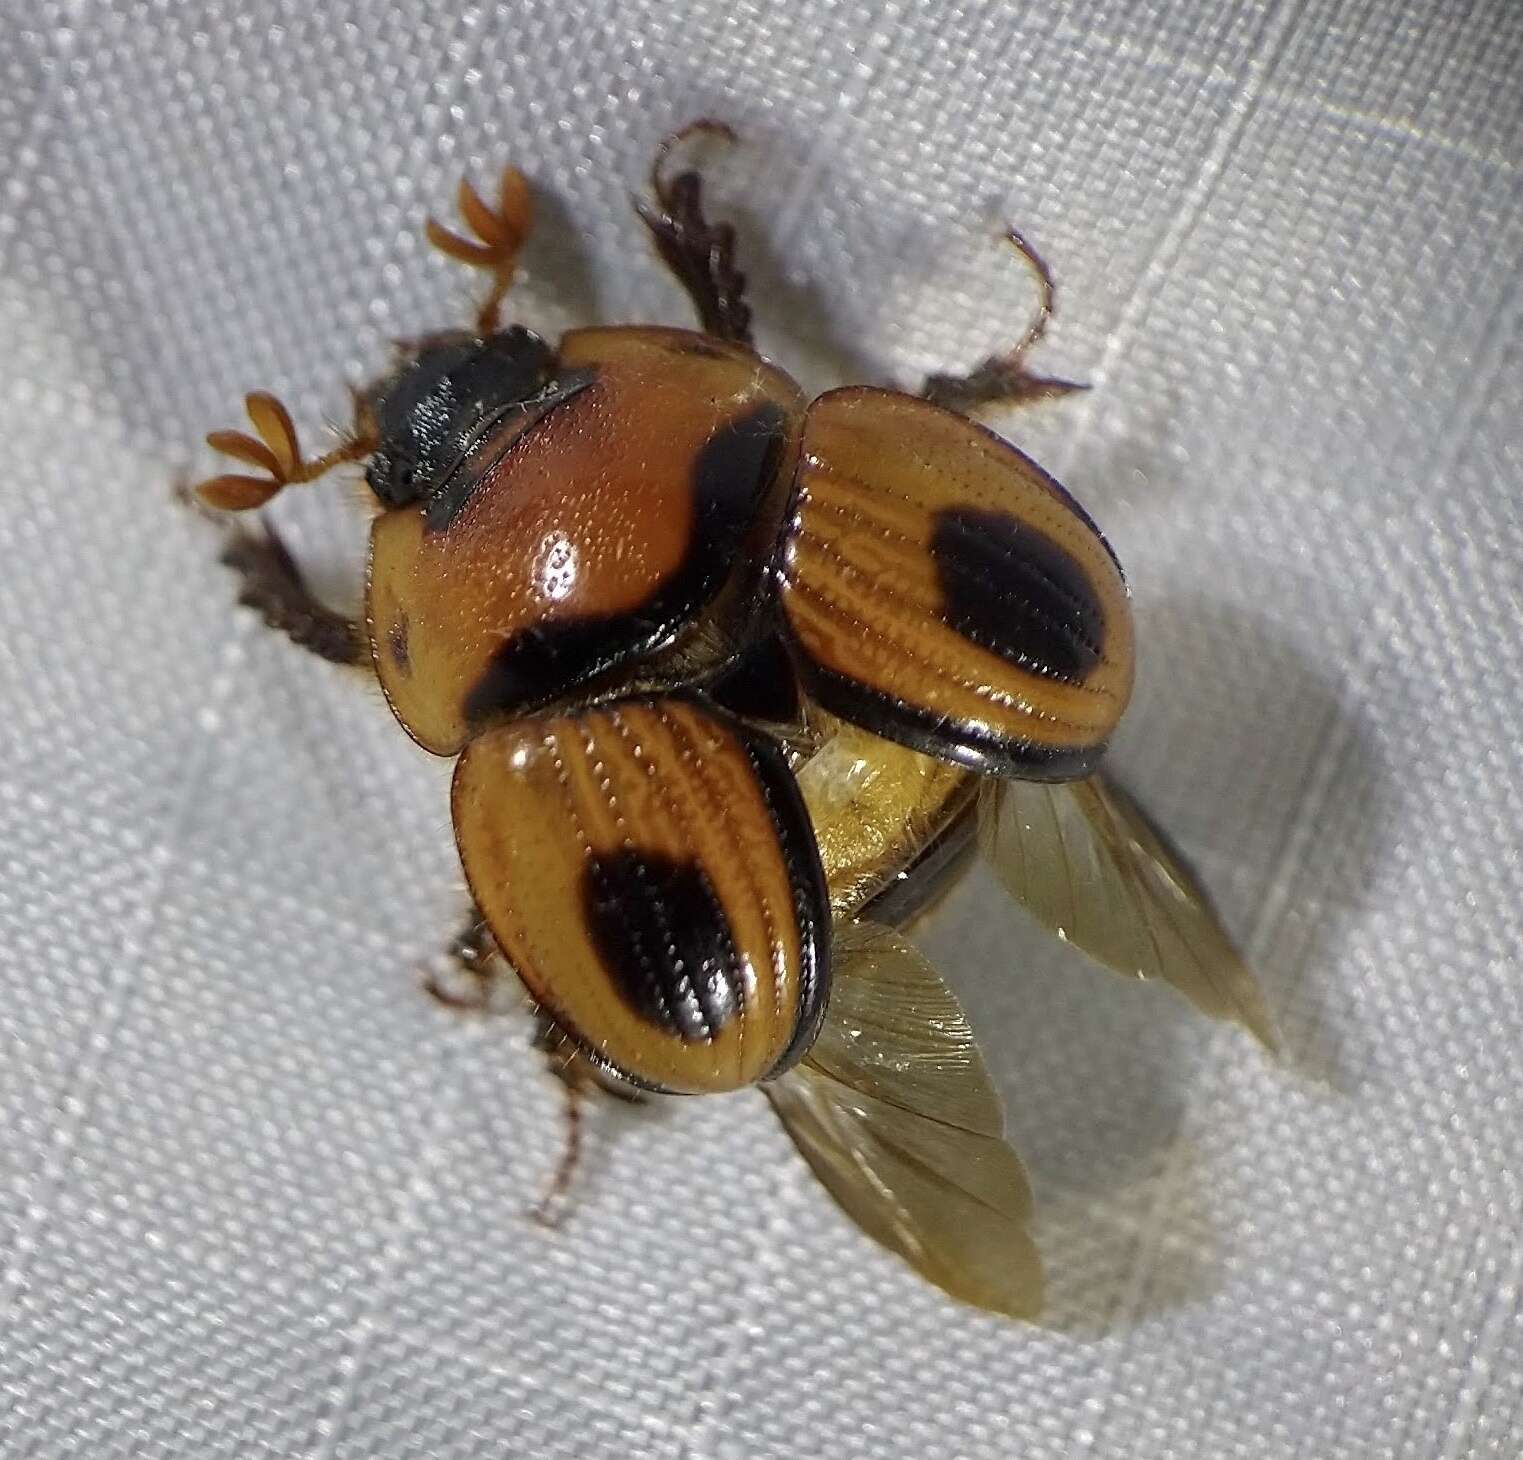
192;125;1267;1318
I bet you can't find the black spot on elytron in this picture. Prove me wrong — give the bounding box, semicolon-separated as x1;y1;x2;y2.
461;400;792;727
929;506;1105;685
387;614;410;674
583;849;745;1042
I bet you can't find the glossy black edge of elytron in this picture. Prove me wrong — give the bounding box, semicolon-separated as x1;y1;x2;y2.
796;659;1108;783
859;796;980;928
737;720;833;1079
460;398;793;731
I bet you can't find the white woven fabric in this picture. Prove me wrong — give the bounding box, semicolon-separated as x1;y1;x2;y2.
2;2;1520;1455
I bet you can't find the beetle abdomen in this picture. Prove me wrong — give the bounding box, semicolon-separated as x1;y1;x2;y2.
778;387;1133;779
368;328;805;755
451;696;829;1094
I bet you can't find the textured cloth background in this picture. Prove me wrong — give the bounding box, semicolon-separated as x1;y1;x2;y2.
2;2;1520;1456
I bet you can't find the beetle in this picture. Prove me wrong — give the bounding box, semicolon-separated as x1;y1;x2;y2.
190;124;1272;1319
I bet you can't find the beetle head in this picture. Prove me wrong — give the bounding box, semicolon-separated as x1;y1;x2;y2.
364;326;557;508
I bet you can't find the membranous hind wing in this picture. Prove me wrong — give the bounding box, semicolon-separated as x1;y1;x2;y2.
778;387;1133;781
766;921;1041;1319
978;776;1276;1047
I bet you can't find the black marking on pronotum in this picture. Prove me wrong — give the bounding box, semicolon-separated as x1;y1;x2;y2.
461;401;791;727
582;849;745;1042
928;506;1105;685
689;399;790;531
460;618;610;727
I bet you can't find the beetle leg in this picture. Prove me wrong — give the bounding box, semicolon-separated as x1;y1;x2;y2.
527;1012;644;1226
423;915;644;1224
635;121;753;346
205;513;367;667
921;227;1088;413
423;915;505;1010
529;1050;589;1228
192;390;375;511
426;167;533;336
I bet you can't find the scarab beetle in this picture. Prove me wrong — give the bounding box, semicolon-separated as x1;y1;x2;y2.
191;125;1271;1318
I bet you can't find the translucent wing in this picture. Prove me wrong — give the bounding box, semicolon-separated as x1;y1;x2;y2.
766;922;1041;1319
977;776;1276;1047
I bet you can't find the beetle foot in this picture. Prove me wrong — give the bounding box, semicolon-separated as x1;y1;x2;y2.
921;226;1088;413
194;391;373;511
426;167;533;336
635;120;752;346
